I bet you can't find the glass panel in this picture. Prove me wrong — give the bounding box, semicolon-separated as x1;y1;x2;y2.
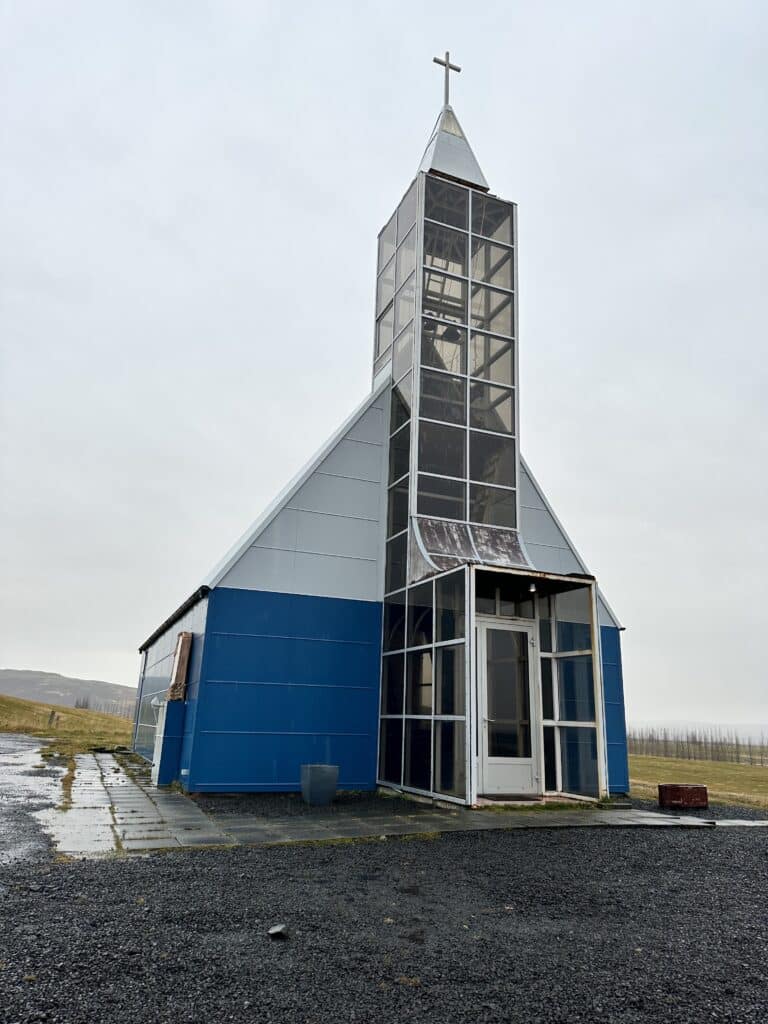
406;649;432;714
379;718;403;784
378;213;397;270
434;720;466;798
436;570;465;642
498;576;534;619
381;653;405;715
407;581;433;648
382;591;405;652
417;474;465;520
469;333;514;385
543;725;557;790
387;476;409;538
472;194;513;244
424;222;467;277
435;643;465;715
471;238;513;290
390;373;412;434
560;726;599;796
475;571;497;615
377;257;395;315
557;656;596;722
394;273;416;335
422;318;466;375
373;351;390;378
419;421;466;478
538;596;552;653
470;382;514;434
469;431;516;486
404;718;432;791
388;422;410;484
392;322;413;382
397;180;417;242
420;369;466;425
423;270;467;324
541;658;554;719
556;588;593;652
396;226;417;288
385;532;407;593
470;484;517;529
376;303;394;358
425;176;468;230
486;628;531;757
471;285;514;337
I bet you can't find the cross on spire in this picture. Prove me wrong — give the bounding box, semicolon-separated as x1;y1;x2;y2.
433;50;461;107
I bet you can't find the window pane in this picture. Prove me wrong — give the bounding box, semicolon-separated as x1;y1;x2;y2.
387;476;409;538
420;369;466;425
383;592;405;652
470;484;517;529
379;719;402;784
486;628;531;757
385;532;407;592
472;194;513;244
381;653;404;715
543;725;557;790
471;284;514;336
422;318;466;375
378;212;396;270
436;570;465;641
471;238;513;290
424;222;467;277
394;273;416;335
376;304;394;358
541;658;554;719
377;257;395;315
417;474;465;520
556;588;593;652
558;656;596;722
425;176;468;229
396;226;417;288
390;373;412;434
475;571;496;615
404;718;432;792
469;431;516;486
560;726;598;797
435;643;465;715
397;180;417;242
434;720;466;798
406;649;432;714
407;580;433;648
419;420;466;478
423;270;467;324
470;382;514;434
392;322;413;383
389;422;410;483
470;333;514;385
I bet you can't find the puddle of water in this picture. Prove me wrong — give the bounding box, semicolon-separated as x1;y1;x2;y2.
0;734;63;865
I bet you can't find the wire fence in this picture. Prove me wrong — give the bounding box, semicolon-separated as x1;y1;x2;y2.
628;726;768;766
74;697;137;720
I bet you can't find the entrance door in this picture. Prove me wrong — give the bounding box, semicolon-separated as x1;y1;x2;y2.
478;622;539;796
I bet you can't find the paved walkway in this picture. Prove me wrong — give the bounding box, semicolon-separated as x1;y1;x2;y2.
16;746;768;859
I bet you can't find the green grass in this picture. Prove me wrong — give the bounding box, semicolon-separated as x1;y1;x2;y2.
0;692;132;759
629;754;768;811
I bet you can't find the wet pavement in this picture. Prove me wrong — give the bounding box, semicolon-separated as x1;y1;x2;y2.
2;733;768;862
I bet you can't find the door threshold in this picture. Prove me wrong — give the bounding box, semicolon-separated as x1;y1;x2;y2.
475;795;544;806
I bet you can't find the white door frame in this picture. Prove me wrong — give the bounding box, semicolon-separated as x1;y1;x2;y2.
476;616;542;797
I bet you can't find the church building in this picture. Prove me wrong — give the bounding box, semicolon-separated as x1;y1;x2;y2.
132;57;629;803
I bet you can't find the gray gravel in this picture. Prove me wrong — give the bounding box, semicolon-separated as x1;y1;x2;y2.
1;828;767;1023
193;789;421;818
631;796;768;821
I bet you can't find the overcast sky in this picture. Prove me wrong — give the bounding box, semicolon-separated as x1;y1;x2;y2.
1;1;766;726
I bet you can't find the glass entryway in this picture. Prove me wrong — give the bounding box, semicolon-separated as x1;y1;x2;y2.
477;621;539;796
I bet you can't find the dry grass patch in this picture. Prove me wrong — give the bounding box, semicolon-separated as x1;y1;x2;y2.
630;754;768;811
0;693;132;759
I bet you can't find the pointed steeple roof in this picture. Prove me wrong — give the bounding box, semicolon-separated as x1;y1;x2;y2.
418;105;489;191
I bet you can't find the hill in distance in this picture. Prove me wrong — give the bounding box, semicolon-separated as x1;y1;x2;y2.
0;669;136;712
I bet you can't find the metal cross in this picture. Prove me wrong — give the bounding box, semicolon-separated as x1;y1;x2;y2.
433;51;461;106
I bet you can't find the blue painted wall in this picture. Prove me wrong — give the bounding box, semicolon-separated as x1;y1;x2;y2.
600;625;629;794
184;587;383;792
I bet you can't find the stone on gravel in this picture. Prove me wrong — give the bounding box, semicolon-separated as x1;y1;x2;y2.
268;923;290;940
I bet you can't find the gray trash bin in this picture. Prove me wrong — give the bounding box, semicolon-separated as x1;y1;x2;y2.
301;764;339;806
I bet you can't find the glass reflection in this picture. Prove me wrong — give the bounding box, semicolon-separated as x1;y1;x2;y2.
421;318;466;375
423;271;467;324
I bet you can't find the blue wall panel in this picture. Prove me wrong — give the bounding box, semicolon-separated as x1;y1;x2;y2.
600;625;629;794
187;587;382;792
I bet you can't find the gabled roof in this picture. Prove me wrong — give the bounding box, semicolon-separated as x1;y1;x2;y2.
418;105;489;191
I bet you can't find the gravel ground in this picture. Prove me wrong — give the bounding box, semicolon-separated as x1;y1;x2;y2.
631;797;768;821
1;828;767;1024
192;790;422;818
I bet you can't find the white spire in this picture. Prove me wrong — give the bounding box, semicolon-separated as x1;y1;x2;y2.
418;104;489;191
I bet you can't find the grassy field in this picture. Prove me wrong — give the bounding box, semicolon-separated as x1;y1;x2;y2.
0;692;132;759
630;754;768;811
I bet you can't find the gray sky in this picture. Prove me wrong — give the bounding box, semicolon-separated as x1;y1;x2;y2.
1;1;766;725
